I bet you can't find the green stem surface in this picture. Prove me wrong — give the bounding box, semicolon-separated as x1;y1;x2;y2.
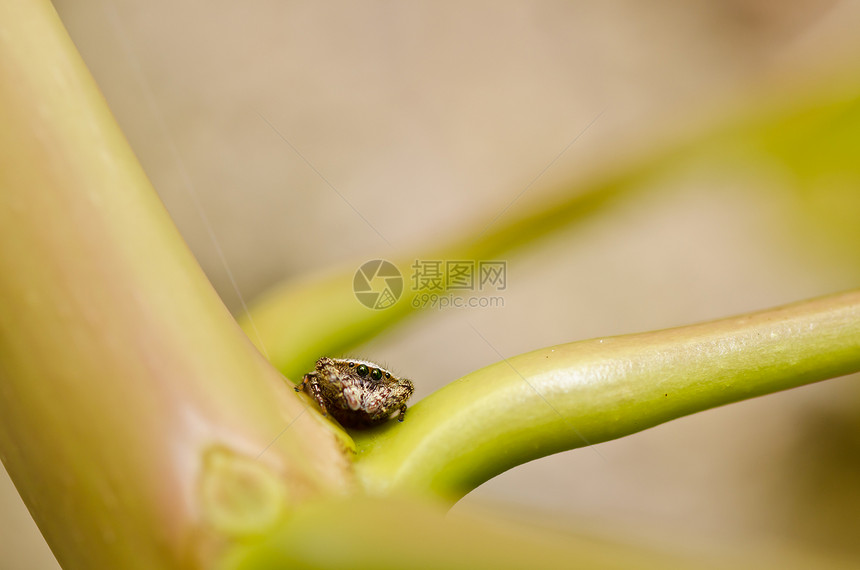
354;290;860;501
220;495;714;570
0;2;351;568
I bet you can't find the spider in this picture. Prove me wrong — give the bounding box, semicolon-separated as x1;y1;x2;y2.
295;357;414;428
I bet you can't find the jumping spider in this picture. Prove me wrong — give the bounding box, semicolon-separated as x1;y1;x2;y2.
295;357;414;428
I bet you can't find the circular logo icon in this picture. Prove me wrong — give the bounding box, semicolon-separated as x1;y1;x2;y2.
353;260;403;309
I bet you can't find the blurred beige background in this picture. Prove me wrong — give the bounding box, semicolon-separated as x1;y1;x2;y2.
3;1;860;567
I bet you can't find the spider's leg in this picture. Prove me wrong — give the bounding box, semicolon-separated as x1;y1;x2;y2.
299;373;329;417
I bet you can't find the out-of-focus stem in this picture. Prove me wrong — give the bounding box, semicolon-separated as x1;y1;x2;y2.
0;2;351;568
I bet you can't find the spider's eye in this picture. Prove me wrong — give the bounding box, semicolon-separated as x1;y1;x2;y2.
385;372;391;379
348;362;355;368
370;368;382;381
356;364;369;377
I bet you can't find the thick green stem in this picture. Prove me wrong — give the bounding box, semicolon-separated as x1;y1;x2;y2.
0;2;351;568
354;290;860;501
219;495;712;570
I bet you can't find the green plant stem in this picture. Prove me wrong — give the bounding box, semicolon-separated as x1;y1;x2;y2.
242;176;645;382
242;80;860;383
220;495;713;570
0;2;351;568
353;290;860;501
